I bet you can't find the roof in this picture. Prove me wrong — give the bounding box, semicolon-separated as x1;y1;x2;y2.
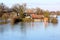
31;14;44;19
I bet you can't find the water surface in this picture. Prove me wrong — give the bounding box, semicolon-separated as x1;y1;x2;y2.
0;16;60;40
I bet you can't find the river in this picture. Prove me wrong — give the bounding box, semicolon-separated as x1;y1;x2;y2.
0;16;60;40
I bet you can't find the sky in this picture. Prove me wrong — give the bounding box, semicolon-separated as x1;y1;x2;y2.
0;0;60;11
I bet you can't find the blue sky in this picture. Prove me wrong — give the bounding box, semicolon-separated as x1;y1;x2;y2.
0;0;60;11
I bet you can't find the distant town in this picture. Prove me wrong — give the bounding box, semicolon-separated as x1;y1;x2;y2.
0;3;59;24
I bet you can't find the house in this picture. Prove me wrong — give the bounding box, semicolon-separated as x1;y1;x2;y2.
31;14;44;19
24;9;44;22
50;11;57;18
50;15;57;18
24;9;35;18
31;14;44;21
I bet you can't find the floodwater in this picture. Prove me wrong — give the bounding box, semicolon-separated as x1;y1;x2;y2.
0;16;60;40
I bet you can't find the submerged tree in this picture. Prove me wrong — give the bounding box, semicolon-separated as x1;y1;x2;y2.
12;3;27;19
2;13;9;22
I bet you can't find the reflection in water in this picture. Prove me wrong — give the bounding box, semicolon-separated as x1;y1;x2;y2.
43;21;58;29
52;23;58;27
0;26;4;34
44;21;48;27
20;22;26;33
20;22;27;40
43;17;49;29
0;16;59;40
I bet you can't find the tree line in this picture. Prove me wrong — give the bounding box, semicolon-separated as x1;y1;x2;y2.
0;3;60;19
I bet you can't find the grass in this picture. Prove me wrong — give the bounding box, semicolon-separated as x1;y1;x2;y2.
22;18;34;22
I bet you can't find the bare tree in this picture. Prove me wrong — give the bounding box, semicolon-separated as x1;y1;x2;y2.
35;7;43;15
0;3;9;17
11;3;27;19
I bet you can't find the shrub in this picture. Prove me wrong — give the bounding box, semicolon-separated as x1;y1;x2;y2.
51;18;58;24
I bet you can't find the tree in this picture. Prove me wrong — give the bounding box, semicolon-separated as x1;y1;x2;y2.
12;3;26;19
43;10;50;22
0;3;4;17
0;3;9;17
2;13;9;22
36;7;43;15
44;10;50;18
